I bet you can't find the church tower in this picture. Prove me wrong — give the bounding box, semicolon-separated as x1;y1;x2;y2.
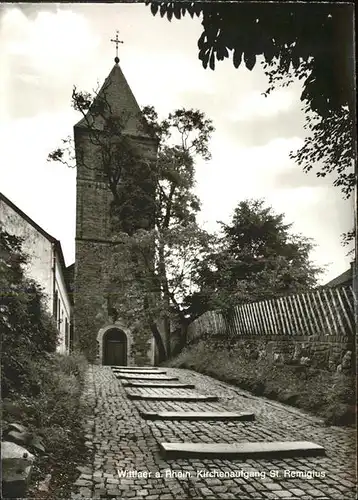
73;47;158;365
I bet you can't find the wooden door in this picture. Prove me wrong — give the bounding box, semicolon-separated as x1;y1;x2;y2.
103;329;127;366
106;340;126;366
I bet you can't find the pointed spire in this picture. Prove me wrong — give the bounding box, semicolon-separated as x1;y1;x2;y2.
74;63;154;140
74;31;157;141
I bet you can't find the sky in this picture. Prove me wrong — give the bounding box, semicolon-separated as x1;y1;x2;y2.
0;2;355;284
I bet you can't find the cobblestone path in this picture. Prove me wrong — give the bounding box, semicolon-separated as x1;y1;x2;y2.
70;366;356;500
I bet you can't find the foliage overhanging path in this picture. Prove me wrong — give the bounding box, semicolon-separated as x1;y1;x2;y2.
147;1;356;202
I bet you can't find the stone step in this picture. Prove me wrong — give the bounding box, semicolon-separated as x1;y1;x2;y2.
115;374;178;380
111;366;162;370
126;391;219;402
141;411;255;421
122;382;195;389
112;367;165;372
113;369;167;375
160;441;326;459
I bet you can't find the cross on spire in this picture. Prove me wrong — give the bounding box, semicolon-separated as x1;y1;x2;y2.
110;30;123;64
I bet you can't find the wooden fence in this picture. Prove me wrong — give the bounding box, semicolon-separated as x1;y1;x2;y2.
187;285;356;342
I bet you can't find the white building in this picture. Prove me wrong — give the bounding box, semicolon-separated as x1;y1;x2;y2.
0;192;72;354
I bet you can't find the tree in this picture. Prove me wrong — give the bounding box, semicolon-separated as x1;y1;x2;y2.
107;222;214;356
148;2;356;199
106;107;215;358
184;199;322;317
289;105;355;199
144;107;214;354
49;88;214;360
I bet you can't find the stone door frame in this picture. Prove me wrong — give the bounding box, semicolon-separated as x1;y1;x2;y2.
97;323;132;365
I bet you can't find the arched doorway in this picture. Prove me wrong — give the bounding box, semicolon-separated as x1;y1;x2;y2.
103;328;127;366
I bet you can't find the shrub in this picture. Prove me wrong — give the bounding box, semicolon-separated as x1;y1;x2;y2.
3;351;90;496
1;229;58;397
1;229;90;496
54;350;88;386
2;353;89;428
168;338;356;426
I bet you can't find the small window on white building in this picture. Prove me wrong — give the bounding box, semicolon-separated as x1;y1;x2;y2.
57;299;61;329
65;318;69;349
53;291;58;321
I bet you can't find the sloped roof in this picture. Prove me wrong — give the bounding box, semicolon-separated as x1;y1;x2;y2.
324;266;353;287
1;192;57;245
74;63;155;139
0;192;70;293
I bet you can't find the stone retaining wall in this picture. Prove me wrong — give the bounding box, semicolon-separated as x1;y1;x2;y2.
189;334;354;374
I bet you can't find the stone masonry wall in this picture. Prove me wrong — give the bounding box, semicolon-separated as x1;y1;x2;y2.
74;240;154;364
74;241;109;360
74;160;158;364
189;334;354;374
129;327;153;366
73;174;157;364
